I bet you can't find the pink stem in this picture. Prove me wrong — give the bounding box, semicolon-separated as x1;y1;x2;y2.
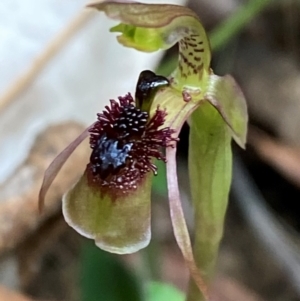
38;125;93;212
166;145;209;300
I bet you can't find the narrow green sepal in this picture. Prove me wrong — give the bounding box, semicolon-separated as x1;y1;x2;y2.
63;172;152;254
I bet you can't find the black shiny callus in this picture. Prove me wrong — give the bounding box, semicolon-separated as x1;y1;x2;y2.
135;70;169;113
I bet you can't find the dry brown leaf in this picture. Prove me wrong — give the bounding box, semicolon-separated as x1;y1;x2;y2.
0;122;89;255
0;286;35;301
248;127;300;188
212;276;265;301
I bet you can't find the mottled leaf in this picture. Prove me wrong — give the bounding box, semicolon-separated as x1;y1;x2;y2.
63;171;152;254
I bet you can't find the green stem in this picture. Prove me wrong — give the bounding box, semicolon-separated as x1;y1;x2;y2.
210;0;274;51
187;103;232;301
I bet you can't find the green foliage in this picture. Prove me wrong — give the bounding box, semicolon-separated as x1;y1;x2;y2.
210;0;273;51
80;242;144;301
146;282;185;301
152;160;168;196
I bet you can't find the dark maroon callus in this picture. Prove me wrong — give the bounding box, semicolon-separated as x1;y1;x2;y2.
88;93;176;193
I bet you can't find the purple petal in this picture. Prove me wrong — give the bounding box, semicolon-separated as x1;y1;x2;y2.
38;125;92;212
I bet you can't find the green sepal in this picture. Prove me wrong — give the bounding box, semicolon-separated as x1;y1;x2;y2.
187;102;232;300
204;74;248;148
88;1;211;88
63;172;152;254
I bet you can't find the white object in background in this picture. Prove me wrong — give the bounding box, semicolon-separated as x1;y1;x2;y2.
0;0;186;184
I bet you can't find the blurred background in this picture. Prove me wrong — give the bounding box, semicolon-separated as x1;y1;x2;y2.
1;0;300;300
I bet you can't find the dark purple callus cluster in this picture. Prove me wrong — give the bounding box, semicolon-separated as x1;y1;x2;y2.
88;92;176;193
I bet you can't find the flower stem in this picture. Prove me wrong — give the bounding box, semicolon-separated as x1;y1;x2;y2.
166;146;209;301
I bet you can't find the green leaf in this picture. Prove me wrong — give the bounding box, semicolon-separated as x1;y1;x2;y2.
187;102;232;300
88;1;211;89
204;74;248;148
63;172;152;254
81;242;144;301
146;282;184;301
152;160;167;196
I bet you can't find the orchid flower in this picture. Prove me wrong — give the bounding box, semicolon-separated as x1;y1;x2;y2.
39;2;248;300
